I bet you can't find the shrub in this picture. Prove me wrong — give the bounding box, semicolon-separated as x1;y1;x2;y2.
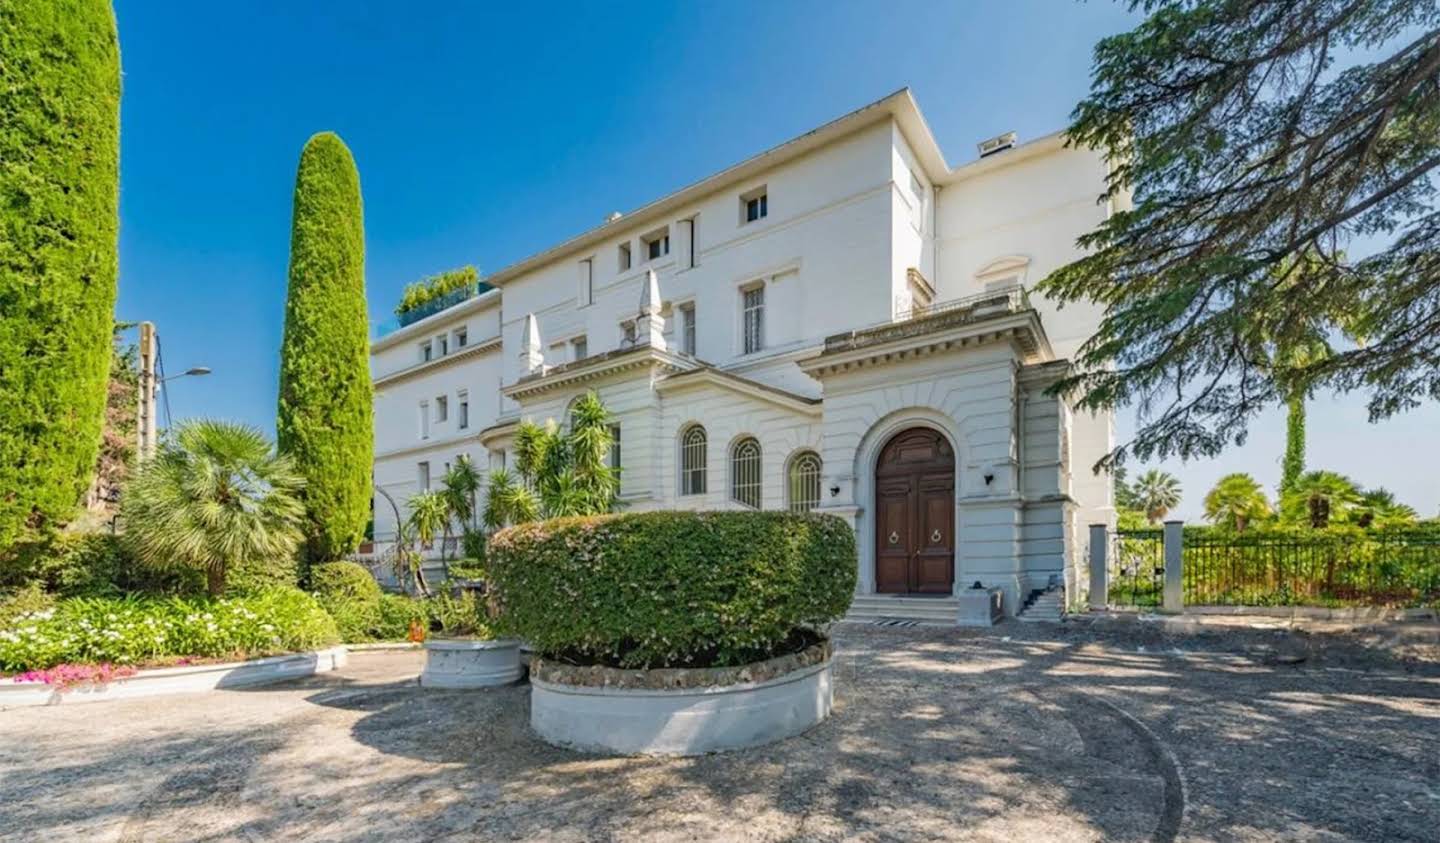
1;532;203;598
276;132;373;566
0;1;121;545
376;593;427;641
395;265;483;316
426;589;490;639
487;511;856;668
311;561;382;642
0;587;339;673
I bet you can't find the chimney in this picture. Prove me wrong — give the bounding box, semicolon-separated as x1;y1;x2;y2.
977;131;1017;158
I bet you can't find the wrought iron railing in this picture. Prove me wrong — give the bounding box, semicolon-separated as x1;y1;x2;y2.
1184;530;1440;607
1109;529;1165;608
822;285;1030;354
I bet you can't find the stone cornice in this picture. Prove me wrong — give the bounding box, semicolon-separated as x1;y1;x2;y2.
373;335;502;387
656;367;821;416
501;345;696;402
797;311;1051;379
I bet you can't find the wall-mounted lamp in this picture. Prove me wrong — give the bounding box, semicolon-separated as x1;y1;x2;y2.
829;485;841;497
983;473;995;486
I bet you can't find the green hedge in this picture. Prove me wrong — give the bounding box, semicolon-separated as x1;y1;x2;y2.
276;132;373;566
0;1;121;546
487;511;856;668
0;587;339;673
310;561;381;642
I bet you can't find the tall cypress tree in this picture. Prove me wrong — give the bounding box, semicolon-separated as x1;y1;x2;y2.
0;1;121;546
277;133;373;566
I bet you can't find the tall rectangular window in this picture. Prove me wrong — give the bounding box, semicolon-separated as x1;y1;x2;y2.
682;217;697;269
419;401;430;439
680;303;696;355
578;258;593;306
457;391;469;429
437;334;448;356
571;335;588;360
618;242;632;272
742;285;765;354
454;326;468;348
435;395;448;423
608;424;622;471
420;341;433;362
417;461;431;491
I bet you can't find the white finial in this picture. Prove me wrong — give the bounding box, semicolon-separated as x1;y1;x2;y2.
520;313;545;374
636;269;667;351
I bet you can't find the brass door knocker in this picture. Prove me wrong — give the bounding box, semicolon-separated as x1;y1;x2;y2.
888;531;900;545
930;529;943;543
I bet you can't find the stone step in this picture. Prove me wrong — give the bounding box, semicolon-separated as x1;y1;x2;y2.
844;596;961;625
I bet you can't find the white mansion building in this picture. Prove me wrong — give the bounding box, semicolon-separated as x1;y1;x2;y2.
369;89;1121;620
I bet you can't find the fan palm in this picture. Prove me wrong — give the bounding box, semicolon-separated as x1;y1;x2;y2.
1355;488;1418;529
123;420;305;597
1134;469;1182;524
1280;470;1361;528
1203;473;1271;532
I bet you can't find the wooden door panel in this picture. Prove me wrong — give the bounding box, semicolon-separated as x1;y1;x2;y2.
914;488;954;593
875;490;911;593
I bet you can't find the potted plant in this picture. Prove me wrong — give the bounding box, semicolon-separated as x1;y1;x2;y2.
487;510;857;756
419;589;522;689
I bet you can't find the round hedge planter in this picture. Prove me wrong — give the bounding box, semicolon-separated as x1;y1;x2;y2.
529;639;834;756
419;638;523;688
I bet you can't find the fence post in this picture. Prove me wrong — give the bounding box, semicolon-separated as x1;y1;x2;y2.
1088;524;1108;611
1163;520;1184;613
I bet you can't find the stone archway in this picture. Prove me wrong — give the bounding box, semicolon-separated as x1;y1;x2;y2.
874;427;956;594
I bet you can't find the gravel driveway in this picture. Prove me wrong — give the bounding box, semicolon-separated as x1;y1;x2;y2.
2;620;1437;841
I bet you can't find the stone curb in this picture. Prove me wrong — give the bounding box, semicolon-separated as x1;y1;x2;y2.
0;646;349;710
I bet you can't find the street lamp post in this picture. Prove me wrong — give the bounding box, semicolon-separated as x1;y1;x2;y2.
136;321;210;460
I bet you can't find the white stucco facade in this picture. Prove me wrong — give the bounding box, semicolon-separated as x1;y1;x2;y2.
369;89;1122;616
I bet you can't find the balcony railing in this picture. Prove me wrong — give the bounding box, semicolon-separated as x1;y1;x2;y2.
822;285;1030;354
373;285;486;340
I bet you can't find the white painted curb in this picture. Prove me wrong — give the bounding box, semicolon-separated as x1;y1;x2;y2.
0;647;349;709
420;638;523;688
531;657;833;756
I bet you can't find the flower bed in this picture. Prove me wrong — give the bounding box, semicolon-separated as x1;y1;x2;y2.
488;511;856;754
0;587;339;673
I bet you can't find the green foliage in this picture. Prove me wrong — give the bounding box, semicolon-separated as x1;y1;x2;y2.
0;587;340;673
1279;470;1362;529
1280;396;1307;495
487;511;857;669
483;392;620;528
1133;469;1182;524
1038;0;1440;468
310;561;382;642
425;589;491;639
276;132;373;565
394;265;485;317
0;1;121;546
0;532;199;597
1355;488;1419;529
1113;465;1140;511
406;491;449;548
123;421;306;597
376;593;426;640
1203;473;1272;532
0;583;54;629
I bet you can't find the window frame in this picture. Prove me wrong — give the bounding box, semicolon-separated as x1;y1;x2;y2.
457;390;469;430
434;395;448;423
641;227;670;262
730;436;762;509
741;283;765;355
617;241;632;272
786;450;823;513
417;461;431;492
419;400;430;439
420;341;433;362
740;186;768;225
679;424;707;496
679;302;697;356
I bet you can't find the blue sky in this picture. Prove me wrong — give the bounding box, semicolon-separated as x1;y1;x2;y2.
113;1;1439;520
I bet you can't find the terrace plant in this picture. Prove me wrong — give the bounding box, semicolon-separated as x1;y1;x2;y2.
395;265;483;317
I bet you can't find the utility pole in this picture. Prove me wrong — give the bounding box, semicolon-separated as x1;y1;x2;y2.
137;321;158;460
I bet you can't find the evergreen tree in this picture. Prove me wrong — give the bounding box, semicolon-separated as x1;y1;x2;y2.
1040;1;1440;469
0;1;120;545
276;133;373;565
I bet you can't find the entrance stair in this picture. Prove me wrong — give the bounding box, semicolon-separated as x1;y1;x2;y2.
1016;586;1065;623
843;594;960;626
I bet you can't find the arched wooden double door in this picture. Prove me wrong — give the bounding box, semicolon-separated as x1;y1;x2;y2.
875;428;955;594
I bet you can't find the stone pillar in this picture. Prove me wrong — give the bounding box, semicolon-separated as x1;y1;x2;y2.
1163;520;1184;614
1088;523;1108;611
636;269;667;351
520;313;545;375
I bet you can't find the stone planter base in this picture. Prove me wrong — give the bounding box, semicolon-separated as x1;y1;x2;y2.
0;647;348;710
530;643;834;756
420;638;523;688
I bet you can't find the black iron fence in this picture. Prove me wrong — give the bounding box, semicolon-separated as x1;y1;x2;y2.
1108;529;1166;608
1184;530;1440;608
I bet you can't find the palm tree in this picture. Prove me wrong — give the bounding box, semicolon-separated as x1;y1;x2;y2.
1280;470;1361;528
482;391;619;530
407;490;449;552
123;420;305;597
1355;487;1418;529
1203;473;1271;531
1133;469;1182;524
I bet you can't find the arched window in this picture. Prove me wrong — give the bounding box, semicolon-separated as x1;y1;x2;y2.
787;451;822;512
730;437;762;508
680;425;707;495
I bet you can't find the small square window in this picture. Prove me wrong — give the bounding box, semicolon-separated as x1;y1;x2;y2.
618;242;632;272
741;187;768;224
643;229;670;262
